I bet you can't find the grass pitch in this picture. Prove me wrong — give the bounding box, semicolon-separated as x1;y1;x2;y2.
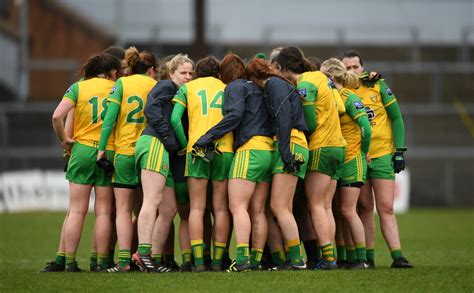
0;209;473;292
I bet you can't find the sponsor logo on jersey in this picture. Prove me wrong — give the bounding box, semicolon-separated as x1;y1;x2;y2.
65;86;72;93
162;163;168;172
298;88;307;97
110;86;117;94
386;87;393;96
370;95;379;103
353;101;364;109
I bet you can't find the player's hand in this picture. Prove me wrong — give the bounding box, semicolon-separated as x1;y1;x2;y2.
369;71;382;81
193;134;213;149
63;150;71;172
365;152;372;165
392;148;407;173
97;150;106;161
177;148;187;156
96;156;115;177
61;137;75;153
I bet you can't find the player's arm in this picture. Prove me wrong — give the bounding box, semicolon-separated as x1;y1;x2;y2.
380;80;406;172
52;83;78;153
171;86;189;149
267;80;294;168
298;81;318;134
98;79;123;159
380;80;405;149
347;94;371;154
193;83;245;148
145;81;179;152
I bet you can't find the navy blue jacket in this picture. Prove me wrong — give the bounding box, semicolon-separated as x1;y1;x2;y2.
264;76;308;166
194;79;273;151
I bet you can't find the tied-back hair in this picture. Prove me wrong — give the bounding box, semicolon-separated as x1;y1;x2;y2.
81;53;121;79
195;55;220;78
276;46;314;74
125;46;158;75
158;55;176;80
321;58;359;89
220;53;246;84
245;58;294;87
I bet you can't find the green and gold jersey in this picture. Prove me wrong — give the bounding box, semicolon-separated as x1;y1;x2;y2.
108;74;157;155
339;88;368;162
173;76;233;153
297;71;346;150
352;80;396;158
63;78;115;150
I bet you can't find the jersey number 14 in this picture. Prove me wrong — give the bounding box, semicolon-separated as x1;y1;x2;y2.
197;90;223;115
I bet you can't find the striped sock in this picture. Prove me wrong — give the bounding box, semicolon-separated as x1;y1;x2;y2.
56;252;66;266
250;248;264;268
152;253;162;264
118;249;131;268
236;243;250;265
191;240;205;266
355;243;367;262
346;246;356;263
89;251;98;268
321;243;335;262
66;253;75;265
336;241;346;261
287;239;304;265
212;241;226;266
138;243;152;256
181;249;192;264
98;253;109;270
271;249;286;266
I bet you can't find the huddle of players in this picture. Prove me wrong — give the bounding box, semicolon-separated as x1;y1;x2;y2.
44;44;412;273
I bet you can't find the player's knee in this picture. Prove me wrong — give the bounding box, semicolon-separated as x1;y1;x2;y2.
340;205;355;220
377;203;394;216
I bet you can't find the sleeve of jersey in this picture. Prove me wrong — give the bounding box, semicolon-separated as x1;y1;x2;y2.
268;82;293;165
379;80;397;108
170;103;188;149
145;82;176;140
385;101;405;149
347;94;368;121
297;81;318;106
355;114;371;154
195;83;246;146
172;85;188;108
107;79;124;105
98;102;120;151
62;82;79;105
297;81;318;134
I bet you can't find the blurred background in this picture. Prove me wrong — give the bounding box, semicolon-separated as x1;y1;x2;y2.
0;0;472;209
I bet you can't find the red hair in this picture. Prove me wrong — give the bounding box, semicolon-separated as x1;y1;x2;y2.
220;54;246;84
245;58;294;87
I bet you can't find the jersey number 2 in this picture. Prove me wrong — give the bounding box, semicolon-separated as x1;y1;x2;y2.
126;96;144;123
197;90;223;115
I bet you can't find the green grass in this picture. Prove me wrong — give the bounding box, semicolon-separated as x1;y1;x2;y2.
1;209;473;292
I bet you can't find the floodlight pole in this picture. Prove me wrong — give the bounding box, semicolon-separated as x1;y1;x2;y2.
193;0;206;59
18;0;29;102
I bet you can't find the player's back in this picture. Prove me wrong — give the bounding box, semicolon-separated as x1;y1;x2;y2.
112;74;157;155
70;77;116;149
185;76;233;152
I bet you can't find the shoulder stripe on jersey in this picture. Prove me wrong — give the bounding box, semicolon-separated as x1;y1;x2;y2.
384;98;397;108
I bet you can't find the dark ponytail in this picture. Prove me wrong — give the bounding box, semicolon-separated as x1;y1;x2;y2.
80;53;121;79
